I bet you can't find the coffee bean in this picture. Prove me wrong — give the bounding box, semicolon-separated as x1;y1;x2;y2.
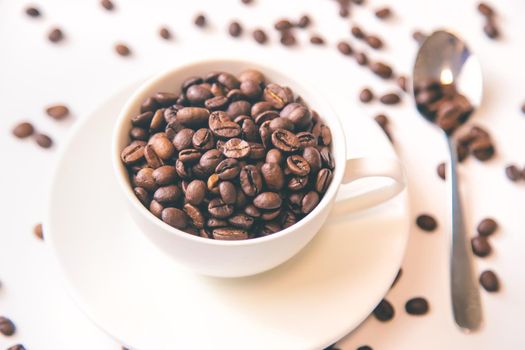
479;270;499;292
370;62;393;79
271;129;300;152
261;163;285;191
397;76;408;92
159;27;171;40
265;149;283;164
215;158;241;180
280;103;311;129
380;93;401;105
354;52;368;66
264;84;293;109
310;35;325;45
437;162;446;180
484;20;500;39
373;299;394;321
152;166;176;186
218;72;240;90
228;21;243;36
185;180;206;205
101;0;115;11
207;218;228;228
35;133;53;149
405;297;429;315
161;208;188;229
302;191;320;214
130;127;148;141
359;88;374;103
144;145;163;168
337;41;353;56
0;316;16;336
173;128;194;151
477;2;495;17
320;146;335;169
228;214;254;229
186;85;212;105
134;187;150;206
48;28;64;43
365;35;383;49
297;132;317;149
25;6;41;17
240;80;262;100
239;164;263;196
253;192;282;210
7;344;26;350
287;155;310;176
374;114;389;128
253;29;268;44
154;185;181;205
199;149;223;172
194;14;206;27
416;214;437;232
46;104;69;119
183;203;205;229
209;111;241;138
351;26;365;39
297;15;311;28
115;43;131;56
219;181;237;205
339;6;349;18
471;236;492;257
149;134;174;160
375;7;392;19
213;228;248;240
149;200;164;218
477;218;498;237
470;137;495;161
191;128;214;150
208;198;234;218
288;175;308;191
280;31;297;46
33;223;44;240
316;168;333;193
227;100;251;119
505;164;520;181
12;122;34;138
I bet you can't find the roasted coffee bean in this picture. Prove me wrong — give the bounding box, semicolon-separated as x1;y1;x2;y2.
354;52;368;66
182;76;203;92
101;0;114;11
437;162;446;180
149;134;174;160
235;190;248;209
269;117;295;132
405;297;429;315
207;174;221;193
261;208;281;221
152;166;177;186
183;203;205;229
280;103;311;129
207;218;228;228
316;168;333;193
470;137;495;161
253;29;268;44
302;191;320;214
375;7;392;19
35;133;53;148
265;149;283;164
144;144;163;168
370;62;393;79
240;80;262;100
229;21;243;37
251;101;273;117
186;84;212;105
397;76;408;92
176;107;210;128
131;111;154;127
46;104;69;119
7;344;26;350
261;162;285;190
478;2;494;17
208;198;234;218
239;70;265;85
356;346;372;350
198;149;222;172
216;158;241;180
505;164;521;182
280;210;297;228
359;88;374;103
274;19;293;31
320;146;335;169
287;192;305;214
205;95;228;110
12;122;34;138
373;299;395;321
280;31;297;46
339;6;349;18
194;14;206;27
227;100;251;119
255;110;280;125
477;218;498;237
248;142;265;160
190;128;213;150
244;204;261;218
122;143;145;164
240;164;263;196
287;155;310;176
134;187;150;206
259;222;282;236
213;228;248;240
337;41;352;56
149;108;166;132
0;316;16;336
48;27;64;43
471;236;492;257
310;35;325;45
175;159;192;179
216;72;240;90
264;83;293;109
483;20;499;39
288;176;308;191
184;180;206;205
159;27;171;40
115;43;131;56
149;200;164;218
219;181;237;205
318;124;332;146
228;214;254;229
25;6;41;17
479;270;499;292
374;114;389;128
297;132;317;149
173;128;194;150
241;119;258;142
130;127;148;141
303;147;322;173
140;97;159;114
416;214;437;232
178;148;202;163
296;14;311;28
209;111;241;138
380;93;401;105
271;129;300;152
153;185;181;205
366;35;383;49
161;208;188;229
32;223;44;240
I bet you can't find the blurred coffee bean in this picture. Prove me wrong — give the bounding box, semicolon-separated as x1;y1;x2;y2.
35;133;53;149
229;21;242;37
194;14;206;27
359;88;374;103
375;7;392;19
46;104;69;119
437;162;446;180
471;236;492;257
115;43;131;56
48;27;64;43
337;41;353;56
33;223;44;240
0;316;16;336
405;297;429;315
483;20;500;39
370;62;393;79
351;26;365;39
310;35;325;45
479;270;499;292
477;218;498;237
416;214;437;232
297;15;311;28
373;299;395;321
380;93;401;105
25;6;41;17
354;52;368;66
253;29;268;44
365;35;383;49
505;164;521;182
159;27;171;40
101;0;114;11
12;122;34;138
477;3;495;17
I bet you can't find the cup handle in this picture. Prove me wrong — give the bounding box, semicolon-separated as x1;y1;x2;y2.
330;157;406;216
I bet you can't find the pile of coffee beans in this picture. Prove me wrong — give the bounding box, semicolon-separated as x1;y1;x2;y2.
121;70;335;240
415;80;474;135
477;2;500;39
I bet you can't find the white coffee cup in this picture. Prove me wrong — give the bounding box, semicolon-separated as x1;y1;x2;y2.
113;59;405;278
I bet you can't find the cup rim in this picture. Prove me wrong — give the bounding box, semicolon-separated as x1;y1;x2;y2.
112;58;347;247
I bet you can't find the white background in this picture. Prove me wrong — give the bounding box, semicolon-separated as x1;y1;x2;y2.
1;0;524;349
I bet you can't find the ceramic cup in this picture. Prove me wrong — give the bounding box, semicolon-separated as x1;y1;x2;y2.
113;59;406;278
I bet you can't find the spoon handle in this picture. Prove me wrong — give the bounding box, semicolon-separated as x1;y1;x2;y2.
446;135;482;332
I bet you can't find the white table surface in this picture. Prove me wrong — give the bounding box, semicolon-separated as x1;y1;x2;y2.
1;0;524;349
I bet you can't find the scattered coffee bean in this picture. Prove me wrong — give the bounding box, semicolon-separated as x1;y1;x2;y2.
397;76;408;92
505;164;521;182
159;27;171;40
48;27;64;43
375;7;392;19
405;297;429;315
365;35;383;49
337;41;352;56
46;104;69;120
101;0;115;11
310;35;325;45
477;2;494;17
229;21;242;37
483;20;500;39
253;29;268;44
274;19;293;31
280;30;297;46
471;236;492;257
477;218;498;237
7;344;26;350
194;14;206;27
370;62;393;79
339;6;349;18
0;316;16;336
351;26;365;39
479;270;499;292
297;15;311;28
354;52;368;66
437;162;446;180
373;299;395;321
12;122;34;138
25;6;41;17
379;92;401;105
416;214;437;232
115;43;131;56
33;223;43;240
35;133;53;148
359;88;374;103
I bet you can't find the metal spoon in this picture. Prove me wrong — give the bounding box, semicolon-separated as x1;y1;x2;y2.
412;30;482;332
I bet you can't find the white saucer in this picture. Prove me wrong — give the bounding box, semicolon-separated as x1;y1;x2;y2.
45;83;410;350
